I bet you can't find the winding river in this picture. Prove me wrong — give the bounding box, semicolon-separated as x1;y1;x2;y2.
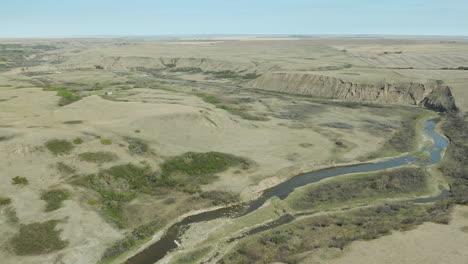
126;120;449;264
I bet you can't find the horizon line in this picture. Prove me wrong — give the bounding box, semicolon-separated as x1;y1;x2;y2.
1;33;468;40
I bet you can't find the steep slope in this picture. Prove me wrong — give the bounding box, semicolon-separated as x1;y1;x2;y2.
247;72;457;111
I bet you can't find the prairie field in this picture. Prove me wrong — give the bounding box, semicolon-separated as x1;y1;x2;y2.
0;36;467;264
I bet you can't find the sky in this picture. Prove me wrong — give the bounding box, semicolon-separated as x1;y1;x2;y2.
1;0;467;38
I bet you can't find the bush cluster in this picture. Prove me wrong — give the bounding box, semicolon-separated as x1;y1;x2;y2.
221;202;450;264
45;139;74;155
290;168;427;210
11;220;68;255
41;189;70;212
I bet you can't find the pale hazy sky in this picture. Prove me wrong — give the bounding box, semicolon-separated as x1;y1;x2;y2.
1;0;467;37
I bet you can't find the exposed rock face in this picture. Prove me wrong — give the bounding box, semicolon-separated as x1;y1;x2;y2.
420;86;458;112
247;73;457;112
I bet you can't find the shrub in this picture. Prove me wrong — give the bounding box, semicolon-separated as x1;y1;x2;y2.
45;139;74;155
101;221;161;260
63;120;82;124
43;87;81;106
169;67;203;73
127;137;148;154
12;176;28;185
11;220;68;255
80;163;159;221
0;135;13;142
161;152;243;178
196;93;221;104
200;191;240;205
105;164;157;190
221;202;449;264
163;197;176;204
134;130;141;133
320;122;353;129
269;235;286;244
241;73;261;80
0;197;11;205
5;207;18;223
289;168;427;210
100;139;112;145
382;114;418;153
160;152;249;192
438;113;468;204
56;162;76;175
205;70;259;80
174;247;211;264
87;200;98;205
78;152;118;163
103;201;126;228
73;138;83;144
216;104;268;121
41;189;70;212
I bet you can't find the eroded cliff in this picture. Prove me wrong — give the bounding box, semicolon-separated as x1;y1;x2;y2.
247;72;457;112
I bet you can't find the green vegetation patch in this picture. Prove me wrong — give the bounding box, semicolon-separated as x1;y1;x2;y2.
161;151;246;184
206;70;260;80
63;120;83;124
79;152;247;227
101;221;161;261
45;139;74;155
102;202;126;228
174;247;212;264
216;104;268;121
360;110;427;160
11;220;68;255
381;112;420;153
56;162;76;175
196;93;222;104
84;164;157;197
80;163;158;227
11;176;28;185
78;152;118;163
221;202;450;264
0;135;13;142
169;67;203;73
439;113;468;205
5;207;18;223
320;122;353;129
41;189;70;212
43;87;82;106
200;191;240;205
160;152;249;194
195;93;267;121
289;168;427;210
127;137;148;154
0;197;12;206
73;138;83;144
100;139;112;145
